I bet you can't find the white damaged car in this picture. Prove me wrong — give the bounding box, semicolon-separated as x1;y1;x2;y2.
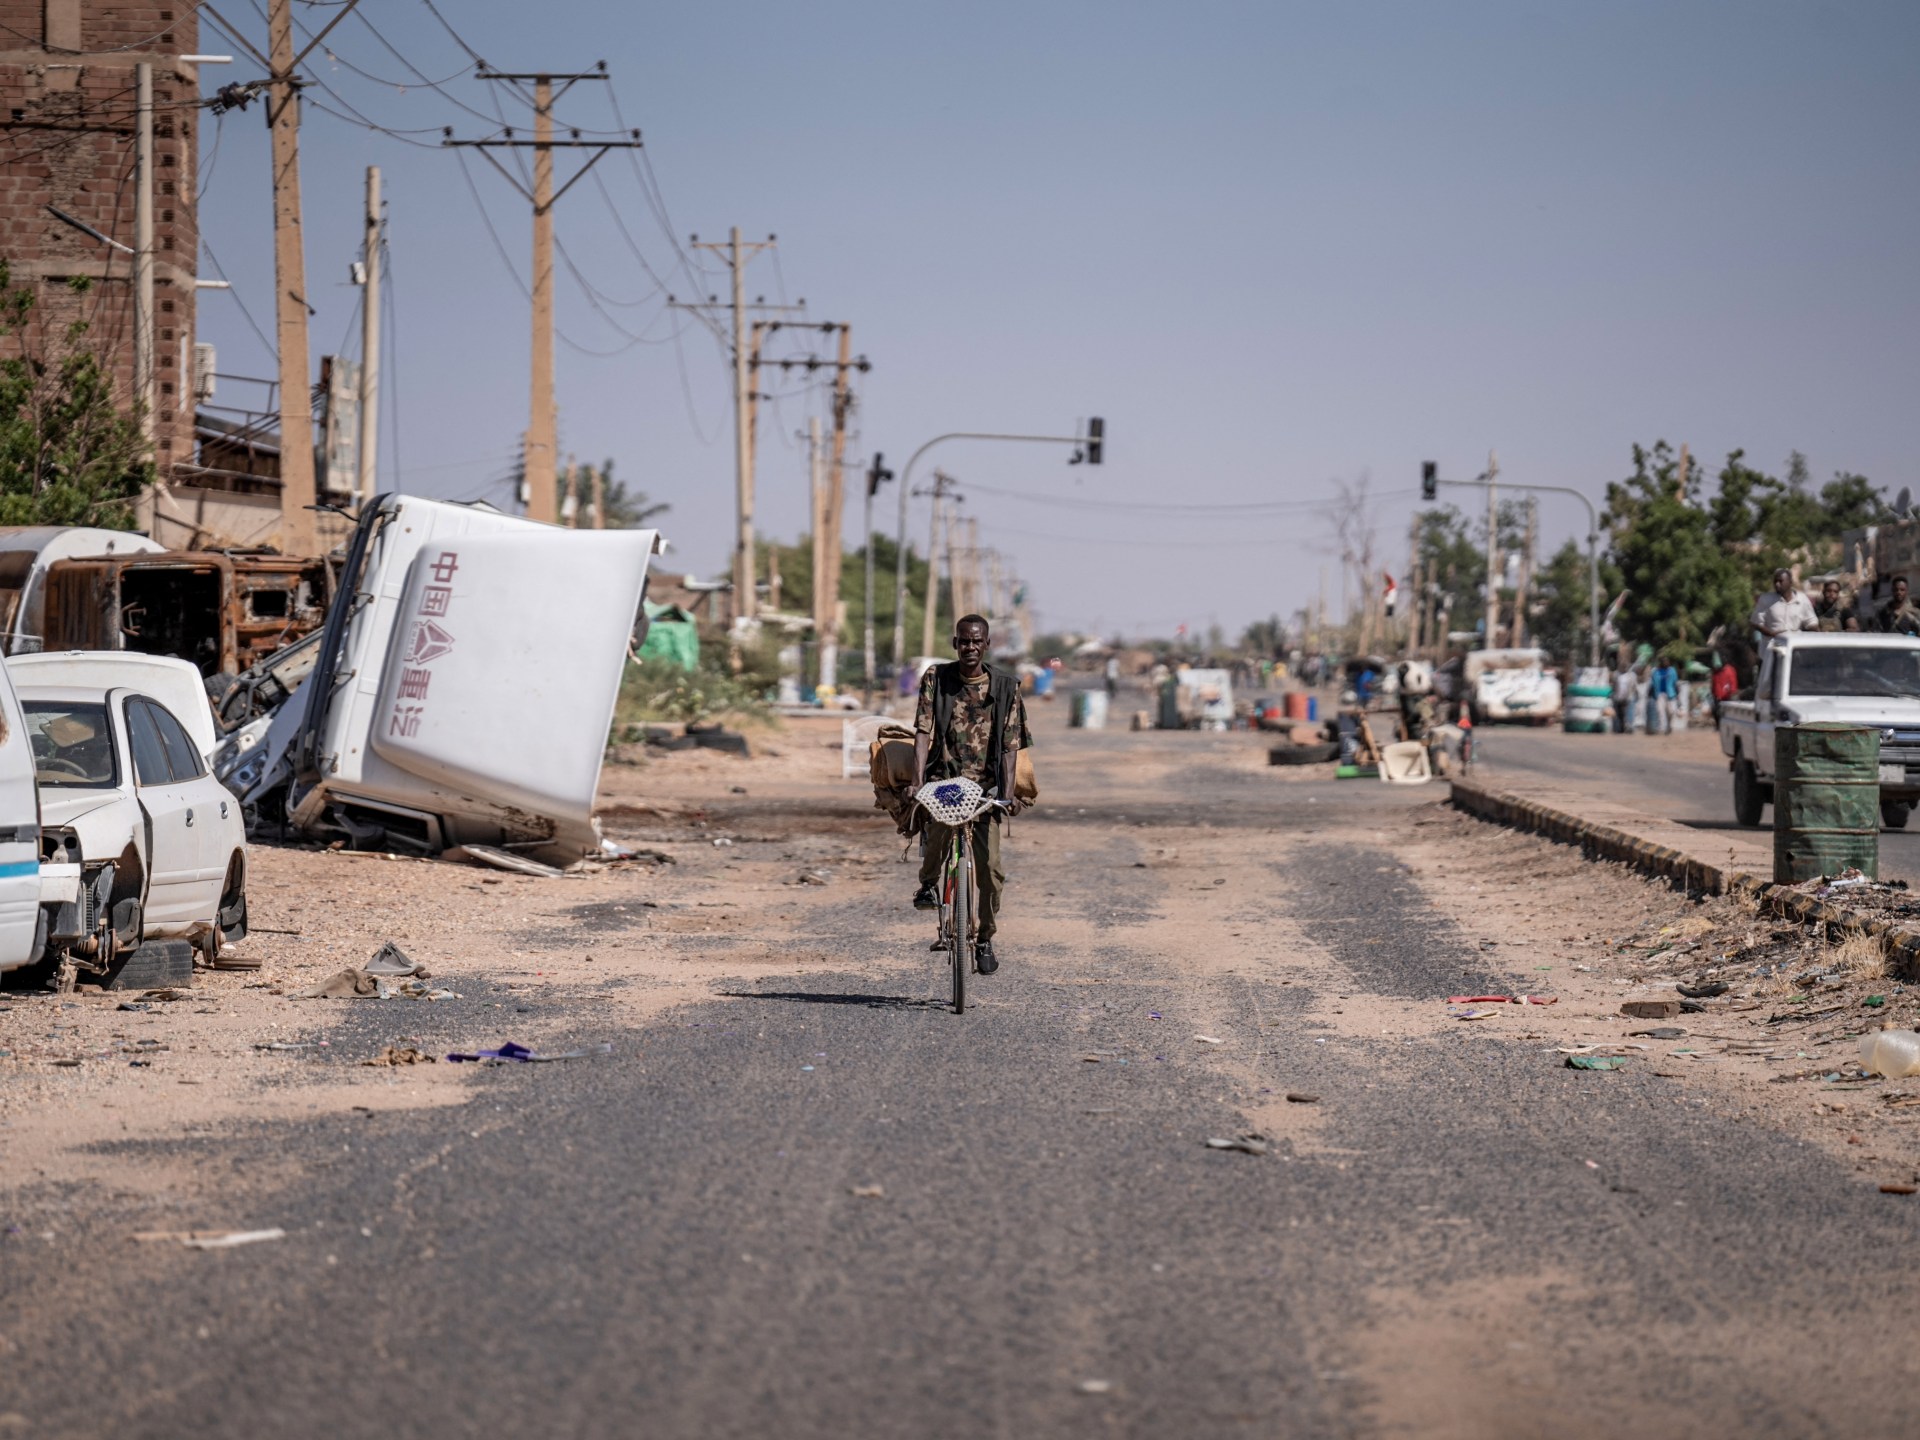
11;657;247;982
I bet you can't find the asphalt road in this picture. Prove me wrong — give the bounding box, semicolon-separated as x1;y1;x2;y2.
3;724;1917;1436
1475;722;1920;883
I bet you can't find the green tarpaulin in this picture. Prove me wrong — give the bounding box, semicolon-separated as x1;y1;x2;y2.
638;602;699;670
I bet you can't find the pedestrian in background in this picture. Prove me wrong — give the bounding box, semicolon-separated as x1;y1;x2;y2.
1876;576;1920;636
1650;657;1679;735
1814;579;1850;632
1612;663;1635;734
1752;568;1817;637
1711;652;1738;725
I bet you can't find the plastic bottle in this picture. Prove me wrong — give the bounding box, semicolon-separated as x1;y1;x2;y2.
1858;1029;1920;1079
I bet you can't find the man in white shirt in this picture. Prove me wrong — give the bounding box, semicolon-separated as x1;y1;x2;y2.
1752;568;1817;638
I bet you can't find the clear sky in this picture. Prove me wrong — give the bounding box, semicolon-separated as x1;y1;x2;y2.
192;0;1920;641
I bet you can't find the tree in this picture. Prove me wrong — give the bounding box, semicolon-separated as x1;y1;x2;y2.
1528;538;1590;664
0;261;151;527
1603;441;1749;657
593;459;669;529
1240;614;1285;658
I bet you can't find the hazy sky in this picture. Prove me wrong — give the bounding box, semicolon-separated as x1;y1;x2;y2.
192;0;1920;640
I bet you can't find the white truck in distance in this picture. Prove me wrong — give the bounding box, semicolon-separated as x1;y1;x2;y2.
1717;632;1920;829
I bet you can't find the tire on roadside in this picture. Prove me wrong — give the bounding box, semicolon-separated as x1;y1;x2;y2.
1883;800;1913;831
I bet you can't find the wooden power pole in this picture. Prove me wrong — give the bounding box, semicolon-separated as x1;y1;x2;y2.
356;164;380;504
266;0;317;554
445;68;638;526
1483;449;1500;649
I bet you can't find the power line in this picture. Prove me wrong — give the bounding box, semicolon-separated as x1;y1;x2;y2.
955;480;1420;515
198;234;277;363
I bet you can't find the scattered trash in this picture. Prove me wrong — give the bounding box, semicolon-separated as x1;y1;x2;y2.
1677;981;1730;999
1285;1092;1320;1104
1446;995;1556;1006
134;1228;285;1249
1567;1056;1628;1071
849;1185;885;1199
140;988;192;1002
1628;1027;1688;1040
792;871;830;886
362;1045;433;1067
1203;1133;1269;1155
1621;1000;1683;1020
1859;1030;1920;1080
294;968;452;1001
712;837;734;848
254;1041;319;1053
446;1041;612;1064
296;968;382;999
363;942;426;979
1193;1035;1224;1046
1865;995;1887;1008
50;1058;81;1068
1880;1183;1917;1195
1076;1380;1113;1396
447;844;571;879
116;1001;150;1012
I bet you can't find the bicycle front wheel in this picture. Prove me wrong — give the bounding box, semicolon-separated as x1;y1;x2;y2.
950;835;971;1015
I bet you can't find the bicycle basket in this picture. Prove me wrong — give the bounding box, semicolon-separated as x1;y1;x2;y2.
915;777;984;826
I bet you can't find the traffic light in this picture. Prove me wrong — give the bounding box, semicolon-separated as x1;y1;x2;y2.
1421;460;1438;501
866;452;894;498
1086;417;1104;465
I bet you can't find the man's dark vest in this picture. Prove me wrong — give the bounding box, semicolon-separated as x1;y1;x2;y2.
927;661;1019;792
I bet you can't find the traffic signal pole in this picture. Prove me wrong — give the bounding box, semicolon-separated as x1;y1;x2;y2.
889;424;1104;673
1422;461;1601;668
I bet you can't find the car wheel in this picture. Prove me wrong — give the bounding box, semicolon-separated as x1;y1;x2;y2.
1883;800;1913;831
1733;753;1767;827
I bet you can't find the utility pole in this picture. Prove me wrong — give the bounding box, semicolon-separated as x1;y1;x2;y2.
133;61;154;447
1483;449;1500;649
356;164;380;504
1513;496;1536;648
670;253;802;624
444;67;637;526
920;471;960;658
266;0;317;554
862;452;894;707
808;415;829;690
590;461;604;529
822;324;854;692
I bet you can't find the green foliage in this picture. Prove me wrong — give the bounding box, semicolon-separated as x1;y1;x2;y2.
615;645;773;727
1603;442;1750;655
1240;614;1285;657
0;262;151;527
593;459;669;529
1528;538;1592;662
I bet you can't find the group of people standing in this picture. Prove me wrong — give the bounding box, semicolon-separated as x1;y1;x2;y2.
1612;657;1683;734
1753;568;1920;638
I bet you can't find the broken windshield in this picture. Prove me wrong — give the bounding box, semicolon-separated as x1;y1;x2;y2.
23;701;119;788
1787;646;1920;699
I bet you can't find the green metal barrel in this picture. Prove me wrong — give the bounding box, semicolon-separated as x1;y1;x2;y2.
1774;723;1879;883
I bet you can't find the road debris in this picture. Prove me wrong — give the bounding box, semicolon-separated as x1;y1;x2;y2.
134;1228;286;1249
362;1045;434;1067
1677;981;1730;998
446;1041;612;1064
1203;1133;1270;1155
294;968;454;1001
1622;999;1684;1020
1193;1034;1224;1045
1880;1183;1917;1195
1447;994;1556;1005
363;942;426;978
849;1185;885;1199
1076;1380;1113;1396
1567;1056;1628;1071
447;845;572;879
1285;1092;1320;1104
1859;1030;1920;1079
1628;1027;1688;1040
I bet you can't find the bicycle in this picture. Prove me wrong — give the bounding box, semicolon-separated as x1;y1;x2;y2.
913;777;1007;1015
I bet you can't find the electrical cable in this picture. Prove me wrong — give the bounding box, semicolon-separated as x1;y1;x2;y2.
0;4;206;55
199;234;277;363
954;480;1418;515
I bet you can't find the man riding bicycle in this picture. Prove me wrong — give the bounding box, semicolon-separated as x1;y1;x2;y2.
911;614;1031;975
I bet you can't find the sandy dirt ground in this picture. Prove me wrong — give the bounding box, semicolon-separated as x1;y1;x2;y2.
4;697;1919;1435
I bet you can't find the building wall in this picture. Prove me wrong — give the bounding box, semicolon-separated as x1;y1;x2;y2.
0;0;199;473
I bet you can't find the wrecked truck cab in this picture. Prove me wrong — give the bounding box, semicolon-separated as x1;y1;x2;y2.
233;495;661;866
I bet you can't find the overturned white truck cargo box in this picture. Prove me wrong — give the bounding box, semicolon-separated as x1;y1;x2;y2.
235;496;659;864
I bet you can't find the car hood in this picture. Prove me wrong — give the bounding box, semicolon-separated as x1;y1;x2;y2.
37;789;123;828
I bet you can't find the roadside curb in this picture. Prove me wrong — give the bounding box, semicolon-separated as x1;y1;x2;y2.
1449;778;1920;979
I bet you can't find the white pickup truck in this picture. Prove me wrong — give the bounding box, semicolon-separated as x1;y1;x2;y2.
1717;632;1920;829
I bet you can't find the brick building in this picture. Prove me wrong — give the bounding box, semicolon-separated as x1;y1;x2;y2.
0;1;198;485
